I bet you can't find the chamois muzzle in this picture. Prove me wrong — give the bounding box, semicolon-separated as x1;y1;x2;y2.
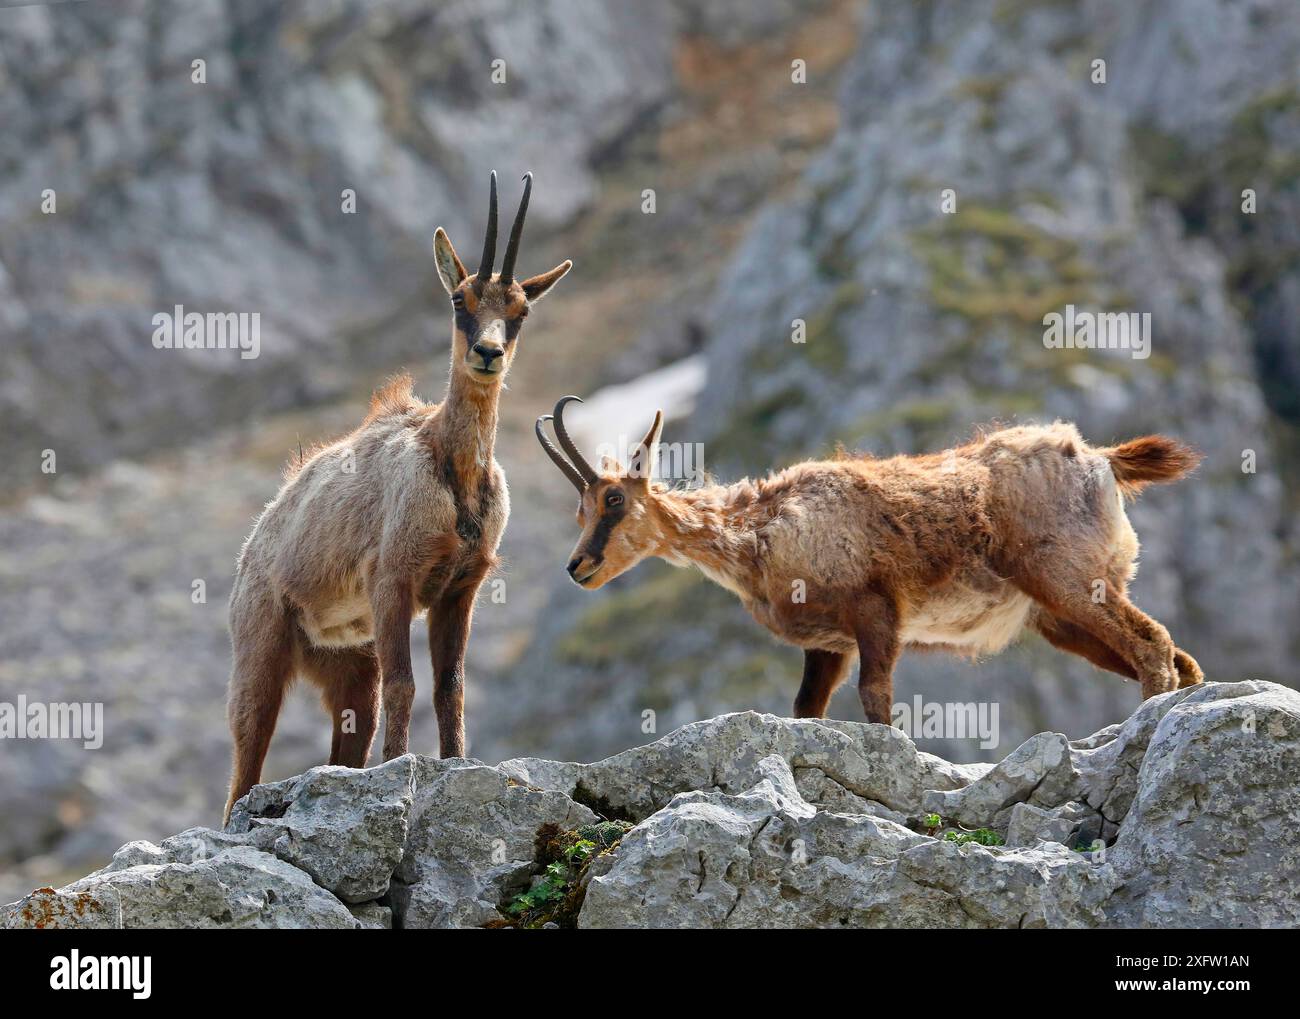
566;552;603;585
470;339;504;374
536;395;598;493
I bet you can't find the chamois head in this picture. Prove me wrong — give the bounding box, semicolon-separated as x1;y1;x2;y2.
537;396;665;588
433;172;572;385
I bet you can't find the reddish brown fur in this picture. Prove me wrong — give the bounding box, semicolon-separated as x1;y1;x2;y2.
557;417;1202;729
1099;435;1202;497
224;211;570;823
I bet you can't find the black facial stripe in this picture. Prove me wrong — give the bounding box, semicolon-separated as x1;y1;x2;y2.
454;305;477;338
457;306;524;344
585;503;626;560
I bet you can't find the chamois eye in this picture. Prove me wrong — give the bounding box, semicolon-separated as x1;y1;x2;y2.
451;292;465;308
606;491;623;508
506;312;526;341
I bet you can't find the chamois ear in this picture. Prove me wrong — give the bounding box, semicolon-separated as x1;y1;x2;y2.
521;260;573;304
627;410;664;483
433;228;467;295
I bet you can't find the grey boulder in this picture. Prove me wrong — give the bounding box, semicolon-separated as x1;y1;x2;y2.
5;681;1297;929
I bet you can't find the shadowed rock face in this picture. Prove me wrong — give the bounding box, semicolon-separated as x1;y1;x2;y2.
6;681;1297;929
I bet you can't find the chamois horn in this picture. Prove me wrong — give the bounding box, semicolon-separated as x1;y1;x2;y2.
536;417;588;494
474;171;499;294
536;395;598;491
499;172;532;286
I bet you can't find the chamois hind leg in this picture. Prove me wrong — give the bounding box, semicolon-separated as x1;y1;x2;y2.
224;602;294;825
848;591;901;725
793;649;850;719
1031;610;1137;680
1174;648;1203;688
1101;571;1202;688
1024;571;1178;699
1108;574;1202;688
299;643;381;768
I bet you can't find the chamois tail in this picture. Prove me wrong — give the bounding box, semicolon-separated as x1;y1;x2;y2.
1101;435;1201;497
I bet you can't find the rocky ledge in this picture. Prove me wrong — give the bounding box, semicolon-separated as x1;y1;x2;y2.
5;680;1297;929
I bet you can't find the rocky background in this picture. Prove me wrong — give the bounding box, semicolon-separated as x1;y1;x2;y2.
1;0;1297;906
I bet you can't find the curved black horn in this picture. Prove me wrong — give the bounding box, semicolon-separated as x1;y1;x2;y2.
552;395;598;486
499;172;532;285
536;415;589;493
474;171;499;293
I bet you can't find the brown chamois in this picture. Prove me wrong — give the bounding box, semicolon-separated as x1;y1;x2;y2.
537;397;1203;727
224;173;571;822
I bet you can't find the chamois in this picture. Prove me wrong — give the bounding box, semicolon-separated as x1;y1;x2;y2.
224;173;571;822
537;397;1203;726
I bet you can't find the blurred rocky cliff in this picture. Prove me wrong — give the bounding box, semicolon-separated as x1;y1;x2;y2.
0;0;676;478
0;0;1296;905
0;0;853;902
489;0;1300;763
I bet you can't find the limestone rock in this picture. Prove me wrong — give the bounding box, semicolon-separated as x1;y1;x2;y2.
509;711;965;821
1102;681;1300;928
579;754;1105;928
6;682;1299;929
1005;802;1098;850
227;755;415;904
923;732;1081;831
3;844;363;929
388;759;598;929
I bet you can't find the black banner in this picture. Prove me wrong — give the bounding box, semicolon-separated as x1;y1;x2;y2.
0;928;1282;1003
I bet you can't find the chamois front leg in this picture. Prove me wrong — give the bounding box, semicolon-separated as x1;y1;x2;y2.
427;595;470;759
372;579;416;761
850;591;901;726
427;582;478;759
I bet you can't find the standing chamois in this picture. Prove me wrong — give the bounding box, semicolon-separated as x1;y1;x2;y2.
224;173;571;822
537;397;1202;726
